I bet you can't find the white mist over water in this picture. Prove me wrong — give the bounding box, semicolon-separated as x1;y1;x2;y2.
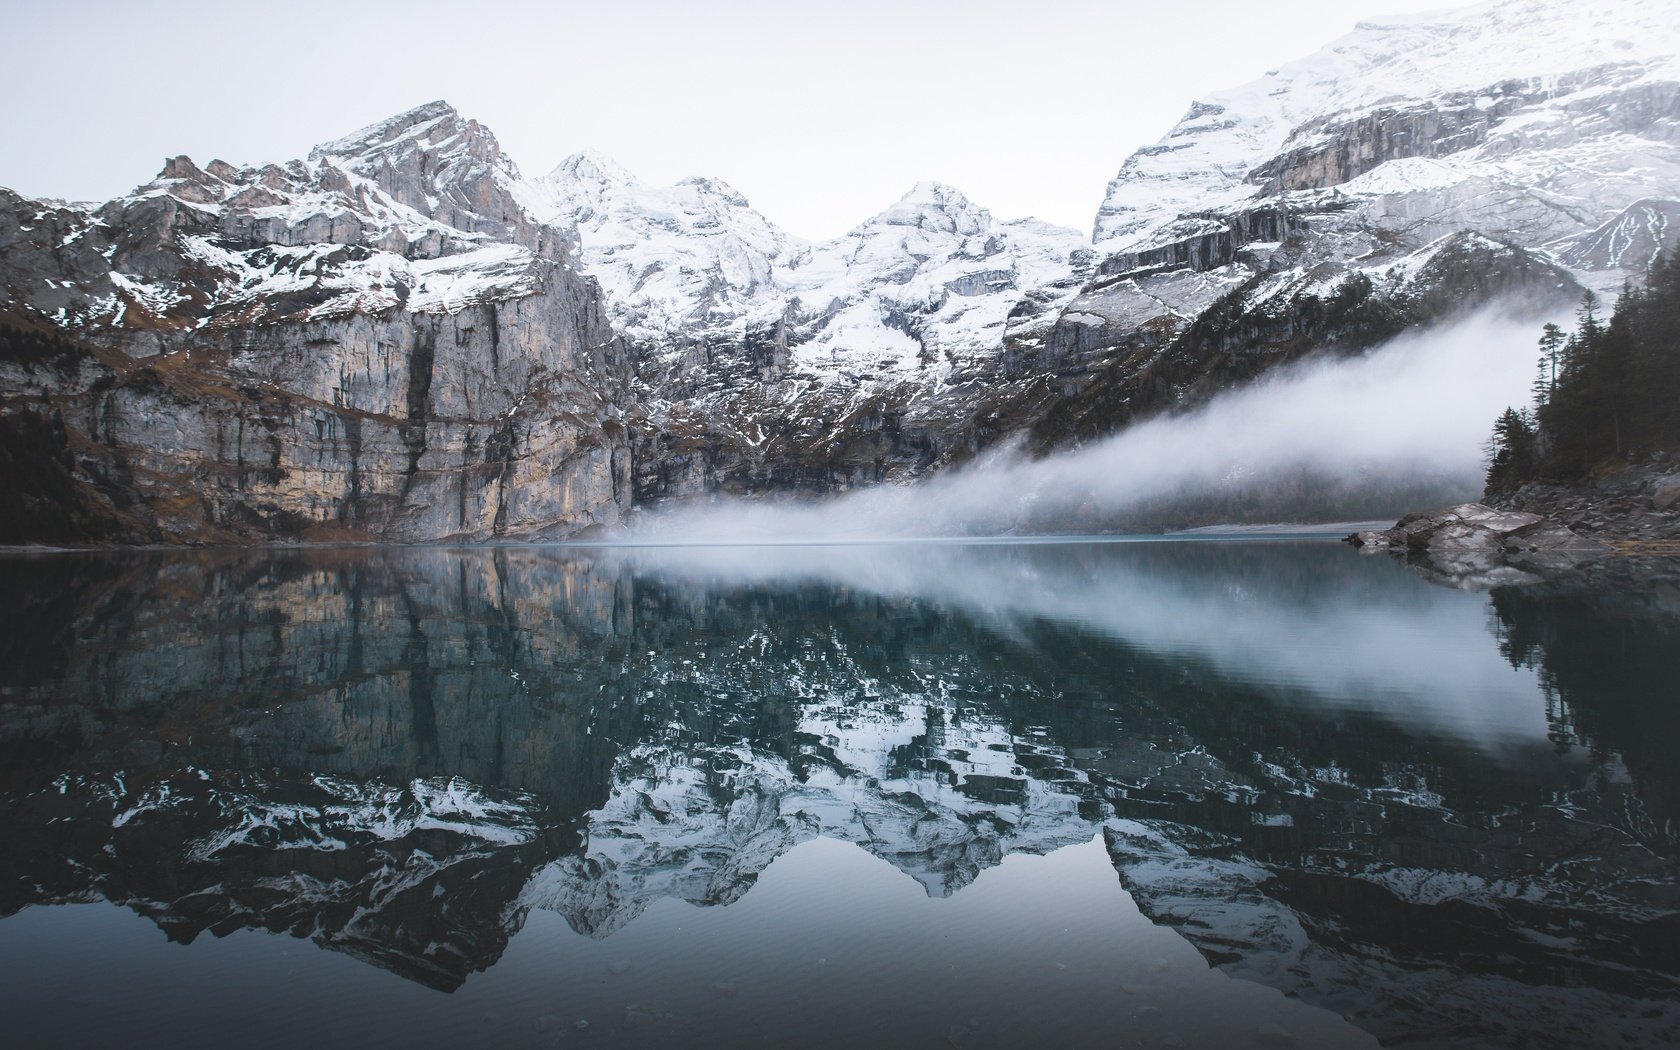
630;311;1548;541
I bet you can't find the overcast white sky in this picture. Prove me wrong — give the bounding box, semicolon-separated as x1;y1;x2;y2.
2;0;1476;240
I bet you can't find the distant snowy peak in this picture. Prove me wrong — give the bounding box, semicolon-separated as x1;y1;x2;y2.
771;185;1087;379
524;151;783;242
550;148;640;185
517;150;799;347
869;180;992;236
1093;0;1680;248
520;153;1087;381
806;179;1083;276
533;150;644;214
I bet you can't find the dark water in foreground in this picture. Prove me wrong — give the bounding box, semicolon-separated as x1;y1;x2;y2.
0;540;1676;1049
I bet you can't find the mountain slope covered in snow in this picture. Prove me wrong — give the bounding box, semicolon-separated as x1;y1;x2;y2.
540;0;1680;509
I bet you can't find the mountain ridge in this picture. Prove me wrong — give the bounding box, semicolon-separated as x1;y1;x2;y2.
2;0;1677;543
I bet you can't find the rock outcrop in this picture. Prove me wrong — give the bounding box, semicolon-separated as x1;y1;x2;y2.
1353;458;1680;585
1490;459;1680;544
1349;501;1612;583
1353;502;1603;554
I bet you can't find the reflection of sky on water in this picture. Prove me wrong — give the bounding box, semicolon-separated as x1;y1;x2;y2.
0;836;1380;1049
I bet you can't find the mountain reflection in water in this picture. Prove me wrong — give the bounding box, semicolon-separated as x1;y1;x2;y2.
0;541;1675;1049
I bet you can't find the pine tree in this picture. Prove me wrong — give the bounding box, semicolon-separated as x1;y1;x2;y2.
1536;321;1565;400
1577;289;1603;344
1485;406;1537;493
1485;251;1680;493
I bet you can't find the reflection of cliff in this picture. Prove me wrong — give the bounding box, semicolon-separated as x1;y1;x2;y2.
0;548;641;990
0;544;1674;1044
0;550;638;807
0;769;558;991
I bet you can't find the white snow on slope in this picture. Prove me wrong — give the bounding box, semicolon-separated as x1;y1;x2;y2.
517;151;799;352
1094;0;1680;252
16;0;1678;383
521;162;1087;384
776;181;1086;379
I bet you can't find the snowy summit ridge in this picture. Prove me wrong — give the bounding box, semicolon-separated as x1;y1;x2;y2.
520;153;1087;385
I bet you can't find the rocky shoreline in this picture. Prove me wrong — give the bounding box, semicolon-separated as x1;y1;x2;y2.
1489;460;1680;545
1348;461;1680;584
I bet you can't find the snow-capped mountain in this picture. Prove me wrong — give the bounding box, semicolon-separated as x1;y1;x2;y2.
519;156;1087;385
1093;0;1680;282
2;0;1679;543
12;100;549;338
533;0;1680;507
512;158;1091;503
977;0;1680;454
517;150;797;359
775;181;1087;380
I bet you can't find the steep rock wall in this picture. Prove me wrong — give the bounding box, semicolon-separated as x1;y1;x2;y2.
0;106;635;545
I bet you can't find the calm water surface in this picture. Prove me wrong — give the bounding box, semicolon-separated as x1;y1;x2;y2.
0;539;1675;1049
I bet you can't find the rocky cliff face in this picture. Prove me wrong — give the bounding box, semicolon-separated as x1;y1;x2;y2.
3;0;1679;541
0;102;634;544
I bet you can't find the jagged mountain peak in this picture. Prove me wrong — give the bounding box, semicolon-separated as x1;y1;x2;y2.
531;155;761;222
309;99;518;180
521;153;790;243
514;152;798;356
547;148;640;187
157;155;225;185
530;154;774;219
123;154;241;207
900;179;970;206
311;98;457;155
673;174;751;207
868;180;990;236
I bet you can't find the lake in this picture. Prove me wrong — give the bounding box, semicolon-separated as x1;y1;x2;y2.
0;539;1675;1049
